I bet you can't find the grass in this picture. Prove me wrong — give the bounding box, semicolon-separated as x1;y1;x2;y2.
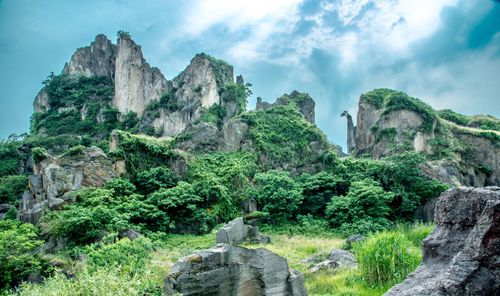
10;223;433;296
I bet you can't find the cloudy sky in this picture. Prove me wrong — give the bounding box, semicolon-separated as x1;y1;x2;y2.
1;0;499;150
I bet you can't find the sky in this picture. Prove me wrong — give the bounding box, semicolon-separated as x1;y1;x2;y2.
0;0;499;151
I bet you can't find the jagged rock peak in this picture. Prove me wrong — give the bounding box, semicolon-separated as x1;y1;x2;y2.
173;52;234;108
113;32;169;116
62;34;117;79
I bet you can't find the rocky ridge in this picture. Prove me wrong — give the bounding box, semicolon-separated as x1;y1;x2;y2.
345;89;500;187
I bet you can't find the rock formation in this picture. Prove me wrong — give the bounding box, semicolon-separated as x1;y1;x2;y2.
113;33;169;116
385;187;500;296
19;146;116;223
215;217;270;245
340;110;355;154
164;244;307;296
63;34;117;79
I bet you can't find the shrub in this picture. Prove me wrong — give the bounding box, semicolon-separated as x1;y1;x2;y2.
0;221;44;289
31;147;48;162
134;167;178;195
104;178;137;197
299;172;348;216
353;231;422;286
326;179;393;233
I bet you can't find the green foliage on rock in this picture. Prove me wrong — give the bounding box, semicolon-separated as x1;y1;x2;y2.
109;130;177;176
134;167;179;195
0;221;45;289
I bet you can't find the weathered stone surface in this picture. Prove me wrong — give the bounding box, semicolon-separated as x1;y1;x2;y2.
221;119;251;152
175;122;221;152
164;244;307;296
113;34;169;116
385;187;500;296
310;249;357;273
62;34;117;79
19;146;116;223
216;217;270;245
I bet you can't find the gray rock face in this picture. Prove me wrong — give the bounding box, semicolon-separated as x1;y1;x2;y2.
175;122;221;152
385;187;500;296
63;34;117;79
310;249;357;273
113;34;169;116
221;119;251;152
216;217;270;245
19;146;116;223
164;244;307;296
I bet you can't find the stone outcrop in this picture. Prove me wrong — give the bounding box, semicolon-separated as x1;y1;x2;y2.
215;217;270;245
113;33;169;116
385;187;500;296
351;89;500;187
164;244;307;296
19;146;116;223
341;111;355;154
310;249;357;273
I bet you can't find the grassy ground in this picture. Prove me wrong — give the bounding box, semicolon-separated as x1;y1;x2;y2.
10;223;433;296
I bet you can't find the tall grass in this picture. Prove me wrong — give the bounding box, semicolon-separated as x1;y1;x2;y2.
353;230;423;287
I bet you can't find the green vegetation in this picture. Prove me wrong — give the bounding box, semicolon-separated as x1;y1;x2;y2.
241;104;329;170
0;138;21;178
31;74;139;148
0;221;46;289
0;175;28;205
438;109;500;132
354;231;421;286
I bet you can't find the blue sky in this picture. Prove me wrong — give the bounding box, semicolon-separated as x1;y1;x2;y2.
1;0;499;150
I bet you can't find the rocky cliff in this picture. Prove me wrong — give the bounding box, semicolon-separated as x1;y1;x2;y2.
19;146;116;223
385;187;500;296
348;89;500;187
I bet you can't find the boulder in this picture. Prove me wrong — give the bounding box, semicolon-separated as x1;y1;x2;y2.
385;187;500;296
310;249;357;273
164;244;307;296
216;217;270;245
120;229;141;240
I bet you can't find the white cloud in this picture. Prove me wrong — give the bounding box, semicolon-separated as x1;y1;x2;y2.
180;0;303;63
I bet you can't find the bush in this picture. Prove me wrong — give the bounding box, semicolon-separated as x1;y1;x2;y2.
134;167;178;195
326;179;393;234
0;175;28;205
31;147;48;162
0;221;44;289
353;230;422;286
299;172;348;216
253;170;303;221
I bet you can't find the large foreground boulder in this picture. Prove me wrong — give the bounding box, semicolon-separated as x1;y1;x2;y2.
385;187;500;296
164;244;307;296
